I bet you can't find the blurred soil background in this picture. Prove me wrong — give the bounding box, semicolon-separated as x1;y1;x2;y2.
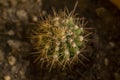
0;0;120;80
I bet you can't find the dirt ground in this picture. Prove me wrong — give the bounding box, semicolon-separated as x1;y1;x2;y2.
0;0;120;80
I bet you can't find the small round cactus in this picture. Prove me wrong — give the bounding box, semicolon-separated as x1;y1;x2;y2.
30;2;89;71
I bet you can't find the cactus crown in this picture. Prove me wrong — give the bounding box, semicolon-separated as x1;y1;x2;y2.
30;2;88;71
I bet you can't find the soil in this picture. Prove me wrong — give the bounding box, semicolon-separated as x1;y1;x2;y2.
0;0;120;80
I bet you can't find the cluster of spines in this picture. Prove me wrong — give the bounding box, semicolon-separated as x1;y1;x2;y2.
30;2;89;71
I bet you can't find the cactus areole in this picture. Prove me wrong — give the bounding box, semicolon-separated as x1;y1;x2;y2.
30;2;89;71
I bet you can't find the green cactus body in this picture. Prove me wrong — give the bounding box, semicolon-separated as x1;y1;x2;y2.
30;3;88;71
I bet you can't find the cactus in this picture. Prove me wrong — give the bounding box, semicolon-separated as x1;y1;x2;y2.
30;2;89;71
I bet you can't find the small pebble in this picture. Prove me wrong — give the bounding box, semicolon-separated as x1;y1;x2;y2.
104;58;109;66
7;30;14;36
4;75;11;80
96;7;113;23
7;55;16;66
109;42;115;48
16;10;28;20
7;40;21;50
106;41;115;49
96;7;107;17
